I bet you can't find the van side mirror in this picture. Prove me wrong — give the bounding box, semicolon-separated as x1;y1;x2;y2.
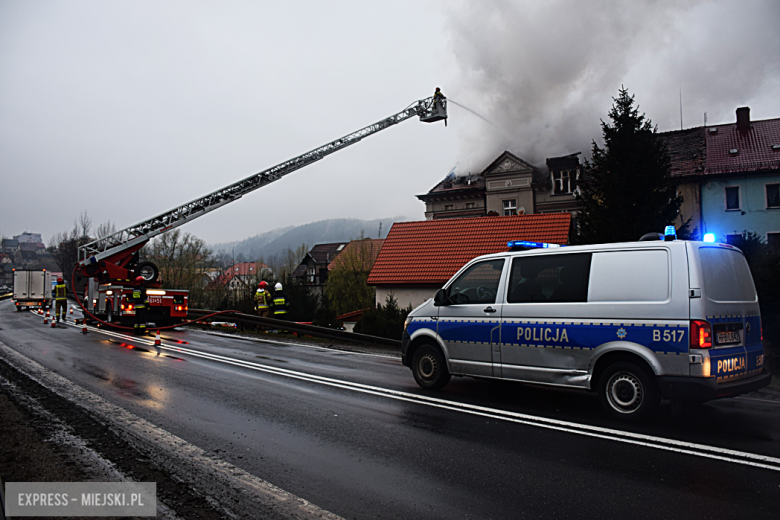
434;288;448;306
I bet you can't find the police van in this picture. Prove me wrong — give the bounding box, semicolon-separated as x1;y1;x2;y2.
401;229;771;420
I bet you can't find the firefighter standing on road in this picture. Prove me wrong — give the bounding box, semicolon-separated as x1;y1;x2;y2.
272;282;289;319
54;277;67;323
129;276;148;334
255;281;272;318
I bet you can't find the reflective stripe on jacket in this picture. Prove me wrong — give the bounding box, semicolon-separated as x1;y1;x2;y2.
255;290;271;309
130;288;148;309
55;284;67;301
272;292;288;315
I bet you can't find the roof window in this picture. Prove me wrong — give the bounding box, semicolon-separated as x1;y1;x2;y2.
729;148;738;155
709;128;718;134
772;144;780;150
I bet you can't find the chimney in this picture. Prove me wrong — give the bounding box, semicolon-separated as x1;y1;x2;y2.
736;107;750;131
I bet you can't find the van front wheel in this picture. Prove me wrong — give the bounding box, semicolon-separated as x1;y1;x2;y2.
598;362;659;420
412;345;451;390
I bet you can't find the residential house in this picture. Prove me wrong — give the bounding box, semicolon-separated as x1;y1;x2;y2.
206;262;271;293
1;239;19;253
291;242;348;296
661;107;780;245
367;213;572;309
327;238;385;273
417;151;581;220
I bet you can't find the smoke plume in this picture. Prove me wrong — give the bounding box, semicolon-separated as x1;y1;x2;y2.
443;0;780;172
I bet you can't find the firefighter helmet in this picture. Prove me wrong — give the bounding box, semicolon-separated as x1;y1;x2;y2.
57;277;63;282
275;283;283;291
258;281;268;289
135;276;145;284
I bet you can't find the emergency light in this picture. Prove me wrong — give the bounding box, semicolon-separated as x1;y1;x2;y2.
664;226;677;241
703;233;715;243
507;240;565;250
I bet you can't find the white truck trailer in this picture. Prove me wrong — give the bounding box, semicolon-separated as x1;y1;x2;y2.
13;269;53;311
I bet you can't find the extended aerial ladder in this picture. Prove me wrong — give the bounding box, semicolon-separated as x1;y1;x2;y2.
76;94;447;286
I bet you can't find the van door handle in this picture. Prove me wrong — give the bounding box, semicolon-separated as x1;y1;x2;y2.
483;306;497;313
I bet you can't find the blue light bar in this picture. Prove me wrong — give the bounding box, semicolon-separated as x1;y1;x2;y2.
507;240;564;249
703;233;715;243
664;226;676;236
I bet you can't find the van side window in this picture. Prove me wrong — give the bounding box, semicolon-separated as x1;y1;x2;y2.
588;250;669;302
447;259;505;305
507;253;592;303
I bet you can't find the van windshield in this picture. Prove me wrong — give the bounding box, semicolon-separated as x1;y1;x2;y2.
699;247;757;302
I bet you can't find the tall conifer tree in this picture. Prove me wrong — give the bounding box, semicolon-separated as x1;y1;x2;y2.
576;87;682;244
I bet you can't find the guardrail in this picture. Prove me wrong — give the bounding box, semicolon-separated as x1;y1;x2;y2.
187;309;402;349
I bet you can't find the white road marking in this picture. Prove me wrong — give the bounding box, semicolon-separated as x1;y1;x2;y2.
64;318;780;473
195;328;399;359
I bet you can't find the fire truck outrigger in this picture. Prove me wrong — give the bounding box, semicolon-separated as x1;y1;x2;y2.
76;93;448;327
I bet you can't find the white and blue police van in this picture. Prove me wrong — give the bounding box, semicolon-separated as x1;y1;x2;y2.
401;228;771;420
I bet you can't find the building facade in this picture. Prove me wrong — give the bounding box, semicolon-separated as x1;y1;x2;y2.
417;151;581;220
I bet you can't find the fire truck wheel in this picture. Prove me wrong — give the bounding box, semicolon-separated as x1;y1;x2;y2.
135;262;159;282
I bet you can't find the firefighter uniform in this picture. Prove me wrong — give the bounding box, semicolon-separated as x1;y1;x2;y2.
255;288;272;318
272;284;289;318
129;280;148;333
54;280;67;322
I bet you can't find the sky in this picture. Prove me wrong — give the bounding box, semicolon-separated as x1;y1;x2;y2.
1;0;778;245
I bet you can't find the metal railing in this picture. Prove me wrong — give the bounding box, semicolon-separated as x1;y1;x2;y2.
186;309;401;348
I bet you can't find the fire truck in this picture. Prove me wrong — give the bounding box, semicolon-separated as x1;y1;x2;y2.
76;94;447;327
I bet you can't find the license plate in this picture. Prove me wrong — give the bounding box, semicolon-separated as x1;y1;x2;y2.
716;330;740;344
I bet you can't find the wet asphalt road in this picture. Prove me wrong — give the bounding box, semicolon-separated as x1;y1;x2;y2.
1;300;779;519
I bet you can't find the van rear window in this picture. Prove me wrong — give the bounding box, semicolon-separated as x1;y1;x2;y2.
507;253;591;303
699;247;757;302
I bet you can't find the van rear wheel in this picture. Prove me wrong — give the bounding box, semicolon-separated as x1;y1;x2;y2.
598;362;659;420
412;345;451;390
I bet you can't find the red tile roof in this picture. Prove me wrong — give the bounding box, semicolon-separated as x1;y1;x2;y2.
704;117;780;175
367;214;571;286
660;115;780;177
328;239;385;271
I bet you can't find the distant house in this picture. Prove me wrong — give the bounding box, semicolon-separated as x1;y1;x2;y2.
206;262;271;292
367;213;572;309
660;107;780;246
1;239;19;253
291;242;348;296
327;238;385;272
417;151;582;221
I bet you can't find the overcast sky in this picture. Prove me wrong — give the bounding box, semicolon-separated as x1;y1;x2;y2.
2;0;778;245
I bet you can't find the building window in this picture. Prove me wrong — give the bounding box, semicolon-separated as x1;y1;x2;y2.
768;232;780;250
466;202;476;209
767;184;780;208
552;169;577;194
726;234;743;247
503;199;517;216
725;186;740;210
444;204;453;211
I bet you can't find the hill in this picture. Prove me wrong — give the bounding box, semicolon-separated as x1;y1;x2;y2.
211;217;411;259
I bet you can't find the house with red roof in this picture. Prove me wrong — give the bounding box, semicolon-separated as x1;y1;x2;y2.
367;213;571;309
660;107;780;246
206;262;271;292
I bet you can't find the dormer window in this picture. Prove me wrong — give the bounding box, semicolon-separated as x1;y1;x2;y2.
552;169;578;194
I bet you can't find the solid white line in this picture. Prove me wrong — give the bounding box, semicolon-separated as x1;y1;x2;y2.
62;318;780;472
194;329;399;359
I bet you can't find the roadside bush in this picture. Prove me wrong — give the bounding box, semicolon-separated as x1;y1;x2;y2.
732;232;780;376
354;293;412;340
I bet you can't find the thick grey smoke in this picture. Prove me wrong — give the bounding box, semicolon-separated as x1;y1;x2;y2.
443;0;780;172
